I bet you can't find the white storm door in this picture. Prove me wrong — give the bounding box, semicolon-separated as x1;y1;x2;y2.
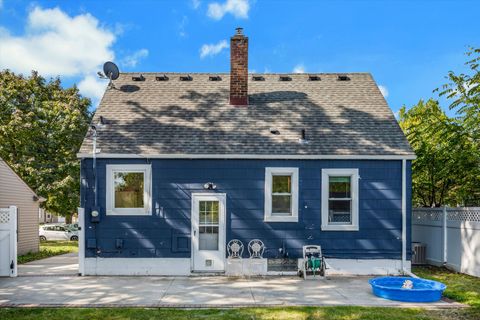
191;193;226;272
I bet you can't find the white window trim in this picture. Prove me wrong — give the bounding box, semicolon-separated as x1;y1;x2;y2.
321;168;359;231
106;164;152;216
264;167;299;222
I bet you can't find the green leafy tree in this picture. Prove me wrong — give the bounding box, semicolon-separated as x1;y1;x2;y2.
400;47;480;207
436;47;480;205
0;70;92;222
400;100;455;206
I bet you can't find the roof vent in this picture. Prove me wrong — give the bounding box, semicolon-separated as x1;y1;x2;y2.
270;128;280;135
308;75;321;81
180;75;193;81
209;75;222;81
156;75;169;81
252;75;265;81
132;74;145;81
299;129;309;144
337;75;350;81
279;76;292;81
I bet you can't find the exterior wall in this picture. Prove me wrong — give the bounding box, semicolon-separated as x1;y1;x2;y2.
81;158;412;265
39;208;62;224
0;159;39;255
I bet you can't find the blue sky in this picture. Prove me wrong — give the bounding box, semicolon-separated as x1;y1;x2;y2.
0;0;478;114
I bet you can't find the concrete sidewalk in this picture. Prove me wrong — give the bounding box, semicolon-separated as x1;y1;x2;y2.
0;275;463;308
18;253;78;276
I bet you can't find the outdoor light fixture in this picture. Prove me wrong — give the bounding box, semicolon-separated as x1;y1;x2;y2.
203;182;217;190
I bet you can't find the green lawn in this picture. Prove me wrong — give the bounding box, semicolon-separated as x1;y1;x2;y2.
0;306;440;320
0;265;478;319
17;240;78;264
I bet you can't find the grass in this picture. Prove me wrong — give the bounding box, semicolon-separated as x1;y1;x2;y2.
1;265;478;319
0;306;437;320
17;240;78;264
413;265;480;319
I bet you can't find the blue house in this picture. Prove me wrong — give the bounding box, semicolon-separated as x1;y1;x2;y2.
77;28;415;276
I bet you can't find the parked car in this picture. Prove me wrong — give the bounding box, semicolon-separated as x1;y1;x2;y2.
39;224;78;241
65;223;79;231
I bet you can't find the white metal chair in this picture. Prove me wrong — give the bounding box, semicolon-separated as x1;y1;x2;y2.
226;239;244;276
227;239;244;259
248;239;265;259
247;239;265;275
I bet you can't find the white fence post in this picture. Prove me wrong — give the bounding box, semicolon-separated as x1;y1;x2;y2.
443;206;447;265
78;207;85;276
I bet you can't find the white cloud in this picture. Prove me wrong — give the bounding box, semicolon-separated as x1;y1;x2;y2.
192;0;201;9
207;0;249;20
200;40;228;58
378;85;389;98
78;75;108;102
120;49;149;68
0;6;118;106
0;6;115;77
293;64;306;73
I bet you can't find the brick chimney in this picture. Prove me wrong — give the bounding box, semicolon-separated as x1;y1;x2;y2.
230;27;248;106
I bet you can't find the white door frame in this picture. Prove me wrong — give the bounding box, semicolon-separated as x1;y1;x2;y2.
0;206;17;277
191;193;226;272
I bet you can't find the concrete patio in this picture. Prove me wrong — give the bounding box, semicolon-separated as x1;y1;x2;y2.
0;274;462;308
18;253;78;276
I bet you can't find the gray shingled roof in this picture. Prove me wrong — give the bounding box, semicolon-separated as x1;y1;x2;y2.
78;73;414;157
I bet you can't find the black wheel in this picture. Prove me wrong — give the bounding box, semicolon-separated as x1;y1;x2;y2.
39;236;47;241
320;257;326;276
70;235;78;241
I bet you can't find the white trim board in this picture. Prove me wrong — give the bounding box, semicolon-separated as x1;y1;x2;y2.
105;164;152;216
321;168;359;231
84;257;410;276
78;153;416;160
84;258;191;276
321;259;411;275
264;167;299;222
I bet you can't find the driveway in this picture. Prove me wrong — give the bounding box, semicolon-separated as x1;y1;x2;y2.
0;275;462;308
18;253;78;276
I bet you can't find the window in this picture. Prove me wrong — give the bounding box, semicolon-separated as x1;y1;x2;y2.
106;164;151;215
321;169;359;231
199;201;220;250
264;168;299;222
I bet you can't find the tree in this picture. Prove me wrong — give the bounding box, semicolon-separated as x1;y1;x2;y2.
400;99;456;206
436;47;480;205
399;47;480;207
0;70;92;222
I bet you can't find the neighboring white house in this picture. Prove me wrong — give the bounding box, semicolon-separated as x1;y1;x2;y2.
38;208;66;224
0;157;44;255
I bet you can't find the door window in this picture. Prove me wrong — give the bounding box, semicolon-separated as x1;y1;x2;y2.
198;201;219;251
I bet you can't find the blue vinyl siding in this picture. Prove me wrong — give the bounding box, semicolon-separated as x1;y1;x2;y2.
80;159;412;260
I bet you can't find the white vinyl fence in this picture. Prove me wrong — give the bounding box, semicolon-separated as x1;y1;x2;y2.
412;207;480;277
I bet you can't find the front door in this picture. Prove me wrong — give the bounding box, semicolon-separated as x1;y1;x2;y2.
191;193;226;272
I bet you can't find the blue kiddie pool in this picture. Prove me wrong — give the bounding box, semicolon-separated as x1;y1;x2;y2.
369;277;446;302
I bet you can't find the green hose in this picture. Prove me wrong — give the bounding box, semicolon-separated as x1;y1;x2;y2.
307;257;322;276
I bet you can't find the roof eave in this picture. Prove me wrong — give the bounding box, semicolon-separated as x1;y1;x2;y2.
77;153;416;160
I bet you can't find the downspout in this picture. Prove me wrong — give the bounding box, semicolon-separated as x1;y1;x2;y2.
92;128;98;208
401;159;407;273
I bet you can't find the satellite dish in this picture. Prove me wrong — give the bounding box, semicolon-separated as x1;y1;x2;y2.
103;61;119;80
